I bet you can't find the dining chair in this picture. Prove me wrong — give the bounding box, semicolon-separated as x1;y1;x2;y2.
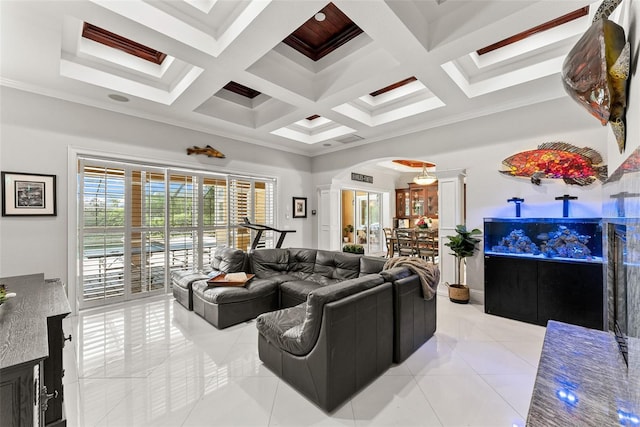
383;227;397;258
415;229;438;263
395;229;416;257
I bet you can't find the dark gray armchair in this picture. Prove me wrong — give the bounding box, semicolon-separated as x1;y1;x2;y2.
256;274;393;412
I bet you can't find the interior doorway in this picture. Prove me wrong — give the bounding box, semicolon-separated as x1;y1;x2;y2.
341;189;383;255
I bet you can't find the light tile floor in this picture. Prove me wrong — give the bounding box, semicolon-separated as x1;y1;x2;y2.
62;293;545;427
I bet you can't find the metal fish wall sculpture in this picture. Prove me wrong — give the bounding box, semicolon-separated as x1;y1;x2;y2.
500;142;608;186
607;145;640;182
561;0;630;153
186;145;225;158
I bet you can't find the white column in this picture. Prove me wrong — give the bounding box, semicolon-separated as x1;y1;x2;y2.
317;185;331;250
437;169;466;285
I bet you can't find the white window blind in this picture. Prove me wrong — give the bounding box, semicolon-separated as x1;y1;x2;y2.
130;168;166;295
78;158;276;308
229;176;276;250
80;164;126;303
203;177;228;262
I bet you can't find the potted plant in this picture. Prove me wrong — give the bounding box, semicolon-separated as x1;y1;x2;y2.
343;224;354;242
444;224;482;304
342;244;365;254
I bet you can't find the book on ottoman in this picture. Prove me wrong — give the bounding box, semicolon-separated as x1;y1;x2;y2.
207;272;255;287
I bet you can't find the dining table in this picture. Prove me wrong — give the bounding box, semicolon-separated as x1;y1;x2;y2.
387;228;438;261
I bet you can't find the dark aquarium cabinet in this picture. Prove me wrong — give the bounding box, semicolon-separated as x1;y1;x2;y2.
484;218;605;330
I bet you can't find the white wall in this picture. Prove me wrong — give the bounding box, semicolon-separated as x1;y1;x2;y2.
0;88;314;293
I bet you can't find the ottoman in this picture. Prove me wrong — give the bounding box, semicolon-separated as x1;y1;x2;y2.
192;278;280;329
171;270;210;310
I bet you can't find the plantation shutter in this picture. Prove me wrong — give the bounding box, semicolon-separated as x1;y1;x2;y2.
130;168;167;294
229;177;252;250
167;172;199;272
202;176;228;260
253;179;276;248
79;162;126;303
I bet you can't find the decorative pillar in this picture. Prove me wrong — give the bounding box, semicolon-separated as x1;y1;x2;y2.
437;169;466;285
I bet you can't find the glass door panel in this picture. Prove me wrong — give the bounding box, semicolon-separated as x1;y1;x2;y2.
343;189;384;254
356;191;368;245
341;190;355;244
167;173;197;277
81;231;126;302
368;193;382;253
203;177;228;263
131;170;167;296
80;164;126;306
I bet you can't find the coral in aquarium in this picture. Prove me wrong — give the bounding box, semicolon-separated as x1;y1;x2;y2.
492;229;540;255
537;226;592;259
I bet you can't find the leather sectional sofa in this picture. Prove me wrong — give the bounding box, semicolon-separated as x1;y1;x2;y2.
171;246;438;411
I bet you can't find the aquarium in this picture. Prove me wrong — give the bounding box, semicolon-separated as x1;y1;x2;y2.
484;217;603;264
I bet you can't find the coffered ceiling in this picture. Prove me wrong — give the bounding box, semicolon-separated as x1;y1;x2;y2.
0;0;604;157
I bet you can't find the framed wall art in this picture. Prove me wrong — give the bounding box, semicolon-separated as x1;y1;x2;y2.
292;197;307;218
2;171;57;216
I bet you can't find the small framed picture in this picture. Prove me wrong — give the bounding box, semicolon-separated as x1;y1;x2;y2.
2;172;57;216
292;197;307;218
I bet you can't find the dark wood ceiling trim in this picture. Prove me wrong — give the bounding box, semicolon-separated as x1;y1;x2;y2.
306;114;320;120
82;22;167;65
282;3;363;61
392;160;436;169
284;25;363;61
369;77;418;97
223;81;262;99
476;6;589;56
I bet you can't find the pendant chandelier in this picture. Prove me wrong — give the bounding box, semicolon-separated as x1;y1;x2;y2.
413;163;437;185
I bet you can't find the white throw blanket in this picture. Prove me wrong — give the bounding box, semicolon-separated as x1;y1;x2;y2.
383;256;440;300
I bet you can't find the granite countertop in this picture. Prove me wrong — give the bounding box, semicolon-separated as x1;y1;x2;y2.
527;320;639;426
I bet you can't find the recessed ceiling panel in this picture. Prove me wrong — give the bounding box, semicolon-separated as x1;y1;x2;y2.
282;2;364;61
334;77;445;126
195;91;297;129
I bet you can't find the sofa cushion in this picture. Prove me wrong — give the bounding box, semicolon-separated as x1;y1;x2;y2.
251;248;290;278
211;246;247;273
279;280;324;303
359;256;386;276
312;251;361;280
256;303;307;352
286;248;318;274
192;277;279;304
256;273;384;356
171;271;210;290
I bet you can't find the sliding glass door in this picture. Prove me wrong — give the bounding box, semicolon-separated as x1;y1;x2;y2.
341;189;383;254
78;158;276;309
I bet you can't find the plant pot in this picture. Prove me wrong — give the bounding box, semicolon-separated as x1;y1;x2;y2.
448;284;470;304
343;237;349;243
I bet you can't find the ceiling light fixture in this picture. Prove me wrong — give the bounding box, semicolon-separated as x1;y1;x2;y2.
314;12;326;22
413;163;437;185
